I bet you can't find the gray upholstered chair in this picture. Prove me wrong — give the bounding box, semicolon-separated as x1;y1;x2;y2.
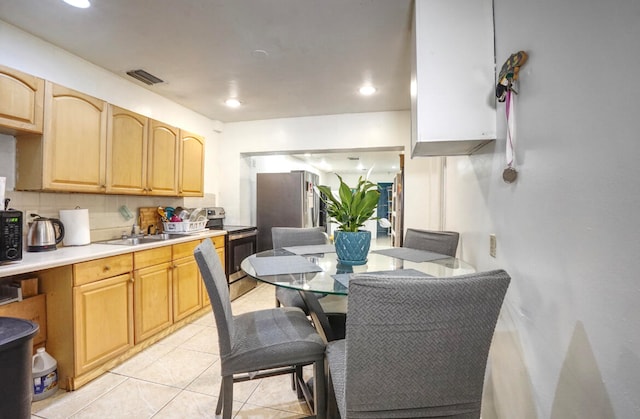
194;238;326;418
403;228;460;257
326;269;511;418
271;226;332;313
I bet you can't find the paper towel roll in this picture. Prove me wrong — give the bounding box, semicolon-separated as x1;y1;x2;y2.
59;208;91;246
0;177;5;210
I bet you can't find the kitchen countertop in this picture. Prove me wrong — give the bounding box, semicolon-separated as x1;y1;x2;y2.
0;230;227;279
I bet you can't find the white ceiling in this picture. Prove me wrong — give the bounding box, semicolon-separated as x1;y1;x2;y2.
0;0;413;173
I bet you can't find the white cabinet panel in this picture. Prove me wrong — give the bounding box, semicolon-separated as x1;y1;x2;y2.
411;0;496;156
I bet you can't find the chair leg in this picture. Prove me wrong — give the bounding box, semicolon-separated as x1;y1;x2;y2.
295;364;305;399
216;383;224;415
217;376;233;419
313;358;326;418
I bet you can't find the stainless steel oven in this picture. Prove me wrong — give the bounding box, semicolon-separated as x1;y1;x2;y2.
205;207;258;300
225;226;258;300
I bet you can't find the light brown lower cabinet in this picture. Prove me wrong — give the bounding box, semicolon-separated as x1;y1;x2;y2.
133;246;173;343
172;240;204;321
73;272;133;375
37;236;225;391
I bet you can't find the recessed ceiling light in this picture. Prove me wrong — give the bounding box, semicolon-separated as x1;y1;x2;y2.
62;0;91;8
359;85;377;96
225;98;242;108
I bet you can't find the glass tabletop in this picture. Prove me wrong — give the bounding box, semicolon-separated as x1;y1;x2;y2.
241;247;476;296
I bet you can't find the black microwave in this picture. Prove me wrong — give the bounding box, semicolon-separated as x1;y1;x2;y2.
0;210;23;262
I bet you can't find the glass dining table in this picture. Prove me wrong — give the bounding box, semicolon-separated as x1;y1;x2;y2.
240;244;476;341
241;245;476;295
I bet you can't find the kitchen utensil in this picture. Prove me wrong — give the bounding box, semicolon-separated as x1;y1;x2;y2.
27;215;65;252
177;209;190;221
164;207;175;219
157;207;167;221
189;208;205;222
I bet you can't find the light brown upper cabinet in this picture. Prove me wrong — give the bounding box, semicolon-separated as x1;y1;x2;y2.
0;64;44;134
16;82;108;192
106;105;149;194
179;130;205;196
10;69;205;196
147;120;179;196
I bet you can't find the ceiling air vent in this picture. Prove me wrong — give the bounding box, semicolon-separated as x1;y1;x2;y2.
126;69;164;85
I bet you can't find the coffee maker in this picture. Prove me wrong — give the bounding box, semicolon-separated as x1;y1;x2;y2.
0;210;23;262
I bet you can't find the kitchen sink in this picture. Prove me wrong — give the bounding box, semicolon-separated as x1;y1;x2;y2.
98;233;182;246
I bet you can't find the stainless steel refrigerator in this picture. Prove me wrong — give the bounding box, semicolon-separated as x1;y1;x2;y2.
256;171;324;251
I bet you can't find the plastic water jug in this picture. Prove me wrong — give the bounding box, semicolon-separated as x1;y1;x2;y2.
32;347;58;401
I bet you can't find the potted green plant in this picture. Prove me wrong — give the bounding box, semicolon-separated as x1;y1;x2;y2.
317;174;380;265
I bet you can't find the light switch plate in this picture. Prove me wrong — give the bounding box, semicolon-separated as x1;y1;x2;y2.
489;234;496;258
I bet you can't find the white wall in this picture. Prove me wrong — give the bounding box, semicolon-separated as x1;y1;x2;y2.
218;111;440;228
445;0;640;417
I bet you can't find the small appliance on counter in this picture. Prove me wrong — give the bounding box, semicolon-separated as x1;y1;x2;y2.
0;210;23;263
27;215;65;252
205;207;226;229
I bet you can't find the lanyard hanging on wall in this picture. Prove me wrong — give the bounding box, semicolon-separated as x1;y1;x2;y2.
503;90;518;183
495;51;528;184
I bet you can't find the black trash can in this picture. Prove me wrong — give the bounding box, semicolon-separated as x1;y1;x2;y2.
0;317;39;419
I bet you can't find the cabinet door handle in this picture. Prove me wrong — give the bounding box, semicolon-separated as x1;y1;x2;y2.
129;276;134;283
103;265;111;272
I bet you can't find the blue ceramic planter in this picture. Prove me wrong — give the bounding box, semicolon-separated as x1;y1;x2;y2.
334;230;371;265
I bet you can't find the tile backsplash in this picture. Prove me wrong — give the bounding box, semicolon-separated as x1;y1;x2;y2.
6;190;216;242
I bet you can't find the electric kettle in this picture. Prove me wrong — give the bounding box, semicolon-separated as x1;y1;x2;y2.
27;215;65;252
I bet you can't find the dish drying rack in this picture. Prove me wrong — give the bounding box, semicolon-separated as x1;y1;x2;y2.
162;220;207;233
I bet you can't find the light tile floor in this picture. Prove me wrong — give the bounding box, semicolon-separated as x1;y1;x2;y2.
31;283;313;419
30;235;392;419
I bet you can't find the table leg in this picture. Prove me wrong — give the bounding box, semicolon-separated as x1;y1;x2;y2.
299;290;335;343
